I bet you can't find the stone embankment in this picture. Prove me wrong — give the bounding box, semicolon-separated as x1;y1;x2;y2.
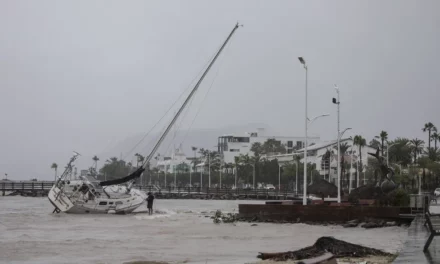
211;210;406;229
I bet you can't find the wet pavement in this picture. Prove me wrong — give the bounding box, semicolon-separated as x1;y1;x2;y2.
393;203;440;263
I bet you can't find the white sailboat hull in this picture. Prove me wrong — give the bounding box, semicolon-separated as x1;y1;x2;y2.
48;184;146;214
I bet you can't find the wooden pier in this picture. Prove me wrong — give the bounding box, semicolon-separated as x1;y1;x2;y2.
1;181;54;196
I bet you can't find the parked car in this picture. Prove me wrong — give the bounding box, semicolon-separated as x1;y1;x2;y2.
264;184;276;190
434;188;440;196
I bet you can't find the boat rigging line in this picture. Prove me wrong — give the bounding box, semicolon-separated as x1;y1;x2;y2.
177;33;233;150
121;44;220;162
140;23;241;168
97;23;241;188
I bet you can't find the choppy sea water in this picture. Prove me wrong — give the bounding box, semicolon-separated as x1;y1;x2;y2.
0;197;408;264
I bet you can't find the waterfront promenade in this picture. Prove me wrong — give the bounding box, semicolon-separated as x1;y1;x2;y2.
394;201;440;263
1;180;298;200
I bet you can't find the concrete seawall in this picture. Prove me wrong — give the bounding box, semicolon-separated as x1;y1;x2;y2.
238;204;404;222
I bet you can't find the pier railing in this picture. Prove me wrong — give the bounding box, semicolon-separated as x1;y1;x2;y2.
136;185;300;198
1;181;54;192
1;181;300;198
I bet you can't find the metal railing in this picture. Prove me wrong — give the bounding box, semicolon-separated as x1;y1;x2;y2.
1;181;301;198
136;185;300;198
1;181;54;191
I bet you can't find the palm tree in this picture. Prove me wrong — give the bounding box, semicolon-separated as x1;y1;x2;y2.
387;137;412;167
431;132;440;150
375;130;388;156
191;147;198;172
410;138;425;163
423;122;437;149
369;138;381;150
134;153;145;167
353;135;366;175
334;142;350;188
51;163;58;181
321;148;332;181
234;156;240;188
238;154;252;184
92;155;99;172
425;147;440;162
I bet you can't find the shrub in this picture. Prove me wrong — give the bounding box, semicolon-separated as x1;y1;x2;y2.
387;189;410;207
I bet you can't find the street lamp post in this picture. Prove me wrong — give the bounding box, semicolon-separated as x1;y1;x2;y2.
278;163;282;191
235;164;238;189
349;144;355;193
174;164;177;189
208;152;211;188
219;155;223;188
164;164;167;187
333;85;341;203
250;164;256;189
299;56;308;205
200;164;203;189
295;160;298;194
299;57;328;205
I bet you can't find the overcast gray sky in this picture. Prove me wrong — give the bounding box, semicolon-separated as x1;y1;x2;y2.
1;0;439;180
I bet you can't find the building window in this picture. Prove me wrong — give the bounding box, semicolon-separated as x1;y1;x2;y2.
287;141;293;148
296;141;303;149
287;149;293;154
230;149;240;152
228;137;250;143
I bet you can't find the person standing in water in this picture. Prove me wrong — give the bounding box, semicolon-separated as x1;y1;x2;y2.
146;192;155;215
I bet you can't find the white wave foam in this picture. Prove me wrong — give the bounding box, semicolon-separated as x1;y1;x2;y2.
133;208;177;220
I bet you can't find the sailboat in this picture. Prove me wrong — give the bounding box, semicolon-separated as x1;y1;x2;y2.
47;23;241;214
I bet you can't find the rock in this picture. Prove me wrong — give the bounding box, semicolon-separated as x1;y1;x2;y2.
385;221;397;226
361;222;384;229
251;224;258;226
347;219;359;225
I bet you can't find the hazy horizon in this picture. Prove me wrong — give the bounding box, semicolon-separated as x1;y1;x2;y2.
1;0;439;180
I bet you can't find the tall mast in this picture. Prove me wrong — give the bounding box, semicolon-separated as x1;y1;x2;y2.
142;23;240;167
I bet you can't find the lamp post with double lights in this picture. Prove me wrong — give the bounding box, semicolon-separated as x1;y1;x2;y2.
298;56;308;205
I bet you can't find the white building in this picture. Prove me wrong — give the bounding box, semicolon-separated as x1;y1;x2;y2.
298;139;377;185
264;138;377;186
155;145;193;173
217;128;320;164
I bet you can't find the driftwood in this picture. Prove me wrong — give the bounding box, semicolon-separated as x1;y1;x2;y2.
257;237;393;261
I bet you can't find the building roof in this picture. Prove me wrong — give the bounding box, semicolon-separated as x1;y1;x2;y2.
297;138;352;152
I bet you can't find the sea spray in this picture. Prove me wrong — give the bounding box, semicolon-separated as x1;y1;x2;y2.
213;210;238;224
